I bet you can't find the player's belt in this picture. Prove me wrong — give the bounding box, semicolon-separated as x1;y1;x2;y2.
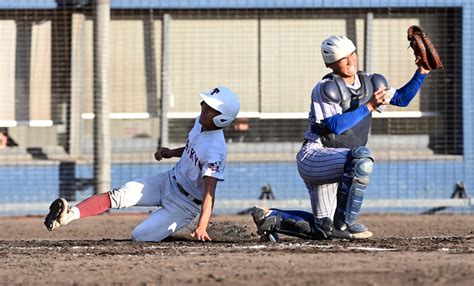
176;182;202;205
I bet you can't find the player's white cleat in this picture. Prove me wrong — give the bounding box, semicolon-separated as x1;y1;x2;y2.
343;222;374;239
44;198;74;231
350;229;373;239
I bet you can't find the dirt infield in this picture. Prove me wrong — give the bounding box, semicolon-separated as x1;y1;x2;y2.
1;213;473;285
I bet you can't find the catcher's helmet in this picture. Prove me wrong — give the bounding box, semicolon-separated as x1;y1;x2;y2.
321;35;356;64
199;86;240;128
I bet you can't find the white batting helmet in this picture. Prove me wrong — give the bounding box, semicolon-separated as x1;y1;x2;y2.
199;86;240;128
321;35;356;64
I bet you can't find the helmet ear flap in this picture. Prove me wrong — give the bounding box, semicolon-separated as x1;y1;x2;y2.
213;114;234;128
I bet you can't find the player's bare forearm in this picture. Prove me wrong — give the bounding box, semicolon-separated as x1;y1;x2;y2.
170;147;185;157
195;193;213;237
154;147;185;161
191;177;217;241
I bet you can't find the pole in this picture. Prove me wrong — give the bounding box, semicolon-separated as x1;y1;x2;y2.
93;0;111;194
364;12;374;73
160;13;170;147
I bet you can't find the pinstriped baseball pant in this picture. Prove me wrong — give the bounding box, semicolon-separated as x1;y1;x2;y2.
296;140;349;222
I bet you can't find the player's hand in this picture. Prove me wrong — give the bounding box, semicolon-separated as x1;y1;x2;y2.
366;87;390;112
191;227;212;242
417;65;430;75
154;147;173;161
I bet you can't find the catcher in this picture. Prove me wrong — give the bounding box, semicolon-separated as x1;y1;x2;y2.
252;26;442;242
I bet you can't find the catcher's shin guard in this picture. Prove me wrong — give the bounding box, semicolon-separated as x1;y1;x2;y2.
335;146;373;237
279;217;321;240
251;207;333;241
44;198;74;231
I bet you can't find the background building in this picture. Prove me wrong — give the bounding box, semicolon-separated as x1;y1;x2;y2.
0;0;471;215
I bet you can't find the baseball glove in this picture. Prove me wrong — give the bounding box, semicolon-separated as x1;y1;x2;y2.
407;25;443;70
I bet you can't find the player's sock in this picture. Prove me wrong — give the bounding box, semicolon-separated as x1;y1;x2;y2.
70;206;80;220
75;192;111;218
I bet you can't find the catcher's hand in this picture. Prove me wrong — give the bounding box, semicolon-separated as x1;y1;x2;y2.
407;25;443;70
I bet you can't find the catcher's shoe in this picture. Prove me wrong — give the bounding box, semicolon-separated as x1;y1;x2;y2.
250;206;279;242
44;198;74;231
312;217;334;240
334;214;373;239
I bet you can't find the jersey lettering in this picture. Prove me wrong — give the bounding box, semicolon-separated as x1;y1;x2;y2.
184;139;203;171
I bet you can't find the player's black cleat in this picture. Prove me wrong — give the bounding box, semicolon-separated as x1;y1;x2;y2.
44;198;66;231
312;217;334;240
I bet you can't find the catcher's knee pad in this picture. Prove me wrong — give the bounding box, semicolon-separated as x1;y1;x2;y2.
337;146;374;227
348;146;373;164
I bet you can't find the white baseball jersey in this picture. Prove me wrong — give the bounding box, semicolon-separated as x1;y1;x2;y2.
173;116;227;200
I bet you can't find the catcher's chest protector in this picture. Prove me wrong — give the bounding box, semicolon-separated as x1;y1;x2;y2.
314;72;387;149
333;72;373;112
